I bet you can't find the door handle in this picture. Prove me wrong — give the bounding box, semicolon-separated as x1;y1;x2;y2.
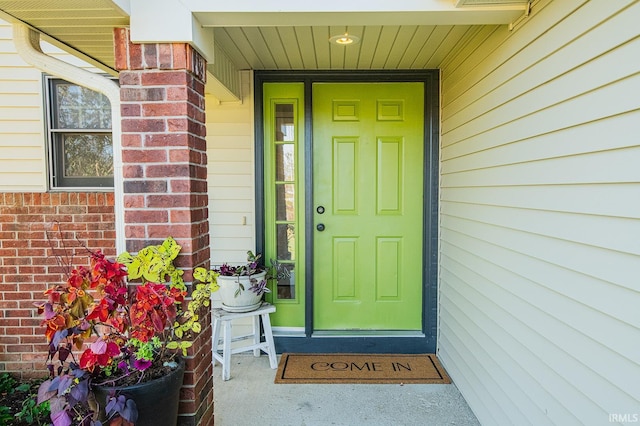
316;223;325;232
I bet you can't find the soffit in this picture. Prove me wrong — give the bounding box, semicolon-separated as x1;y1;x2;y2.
213;24;494;70
0;0;129;72
0;1;518;71
196;1;522;70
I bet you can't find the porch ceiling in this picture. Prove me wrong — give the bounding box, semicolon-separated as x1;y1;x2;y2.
213;24;492;71
0;1;528;73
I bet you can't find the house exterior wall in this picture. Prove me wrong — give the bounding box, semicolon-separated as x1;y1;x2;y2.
438;0;640;424
0;192;116;378
0;15;257;369
205;71;257;339
1;0;639;421
0;19;105;192
0;21;46;191
0;19;119;378
206;70;256;266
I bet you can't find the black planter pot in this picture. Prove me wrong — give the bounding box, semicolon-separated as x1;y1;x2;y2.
93;358;185;426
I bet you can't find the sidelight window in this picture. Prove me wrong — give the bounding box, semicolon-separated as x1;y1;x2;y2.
272;103;297;299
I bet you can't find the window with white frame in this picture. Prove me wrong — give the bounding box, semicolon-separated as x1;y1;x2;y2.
45;77;114;188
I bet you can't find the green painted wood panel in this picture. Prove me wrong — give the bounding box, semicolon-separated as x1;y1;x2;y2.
378;137;403;214
313;82;424;330
262;82;305;327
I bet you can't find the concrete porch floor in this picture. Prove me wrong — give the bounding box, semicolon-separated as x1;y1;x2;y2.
212;354;481;425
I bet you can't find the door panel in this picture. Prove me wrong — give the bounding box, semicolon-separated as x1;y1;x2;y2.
313;82;424;331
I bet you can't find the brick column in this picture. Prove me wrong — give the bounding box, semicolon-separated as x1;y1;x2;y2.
114;28;213;426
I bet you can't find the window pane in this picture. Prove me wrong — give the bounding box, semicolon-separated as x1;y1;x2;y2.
275;104;294;142
56;83;111;129
276;184;295;221
272;262;295;300
275;144;295;181
276;224;295;260
62;134;113;177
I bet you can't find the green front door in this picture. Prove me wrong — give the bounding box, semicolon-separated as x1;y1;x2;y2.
313;82;424;331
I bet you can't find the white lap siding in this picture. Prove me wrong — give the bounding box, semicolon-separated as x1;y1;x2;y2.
0;19;105;191
0;21;46;190
438;0;640;425
205;70;258;340
205;70;256;267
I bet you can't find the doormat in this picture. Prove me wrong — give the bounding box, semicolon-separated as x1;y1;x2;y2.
275;353;451;384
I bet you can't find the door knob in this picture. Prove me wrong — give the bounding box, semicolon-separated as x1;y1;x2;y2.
316;223;325;232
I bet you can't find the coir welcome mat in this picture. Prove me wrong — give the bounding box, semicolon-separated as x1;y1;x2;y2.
275;353;451;384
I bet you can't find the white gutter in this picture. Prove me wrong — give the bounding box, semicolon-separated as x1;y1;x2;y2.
12;23;126;255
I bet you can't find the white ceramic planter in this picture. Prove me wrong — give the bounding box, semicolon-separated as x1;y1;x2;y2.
217;271;267;312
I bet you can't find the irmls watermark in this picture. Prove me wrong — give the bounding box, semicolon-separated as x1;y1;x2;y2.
609;413;639;423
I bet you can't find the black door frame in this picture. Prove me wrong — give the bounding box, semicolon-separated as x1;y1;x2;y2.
255;70;440;353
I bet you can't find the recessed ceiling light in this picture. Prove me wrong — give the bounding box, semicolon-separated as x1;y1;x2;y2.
329;33;360;46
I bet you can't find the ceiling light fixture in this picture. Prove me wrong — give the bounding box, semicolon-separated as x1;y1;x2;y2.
329;33;360;46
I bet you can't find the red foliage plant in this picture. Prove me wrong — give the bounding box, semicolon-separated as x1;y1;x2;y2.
35;237;216;426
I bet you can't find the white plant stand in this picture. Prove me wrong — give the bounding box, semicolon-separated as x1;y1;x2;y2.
211;302;278;381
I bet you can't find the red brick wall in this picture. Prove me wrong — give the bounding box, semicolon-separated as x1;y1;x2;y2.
114;27;212;426
0;192;115;379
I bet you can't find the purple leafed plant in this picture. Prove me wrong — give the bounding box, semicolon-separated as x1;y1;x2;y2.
214;251;265;277
249;278;270;296
212;251;274;298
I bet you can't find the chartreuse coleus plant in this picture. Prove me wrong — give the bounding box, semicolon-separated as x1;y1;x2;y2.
117;237;201;356
37;237;219;426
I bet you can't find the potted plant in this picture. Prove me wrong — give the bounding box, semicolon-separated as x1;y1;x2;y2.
36;237;218;426
194;251;271;313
